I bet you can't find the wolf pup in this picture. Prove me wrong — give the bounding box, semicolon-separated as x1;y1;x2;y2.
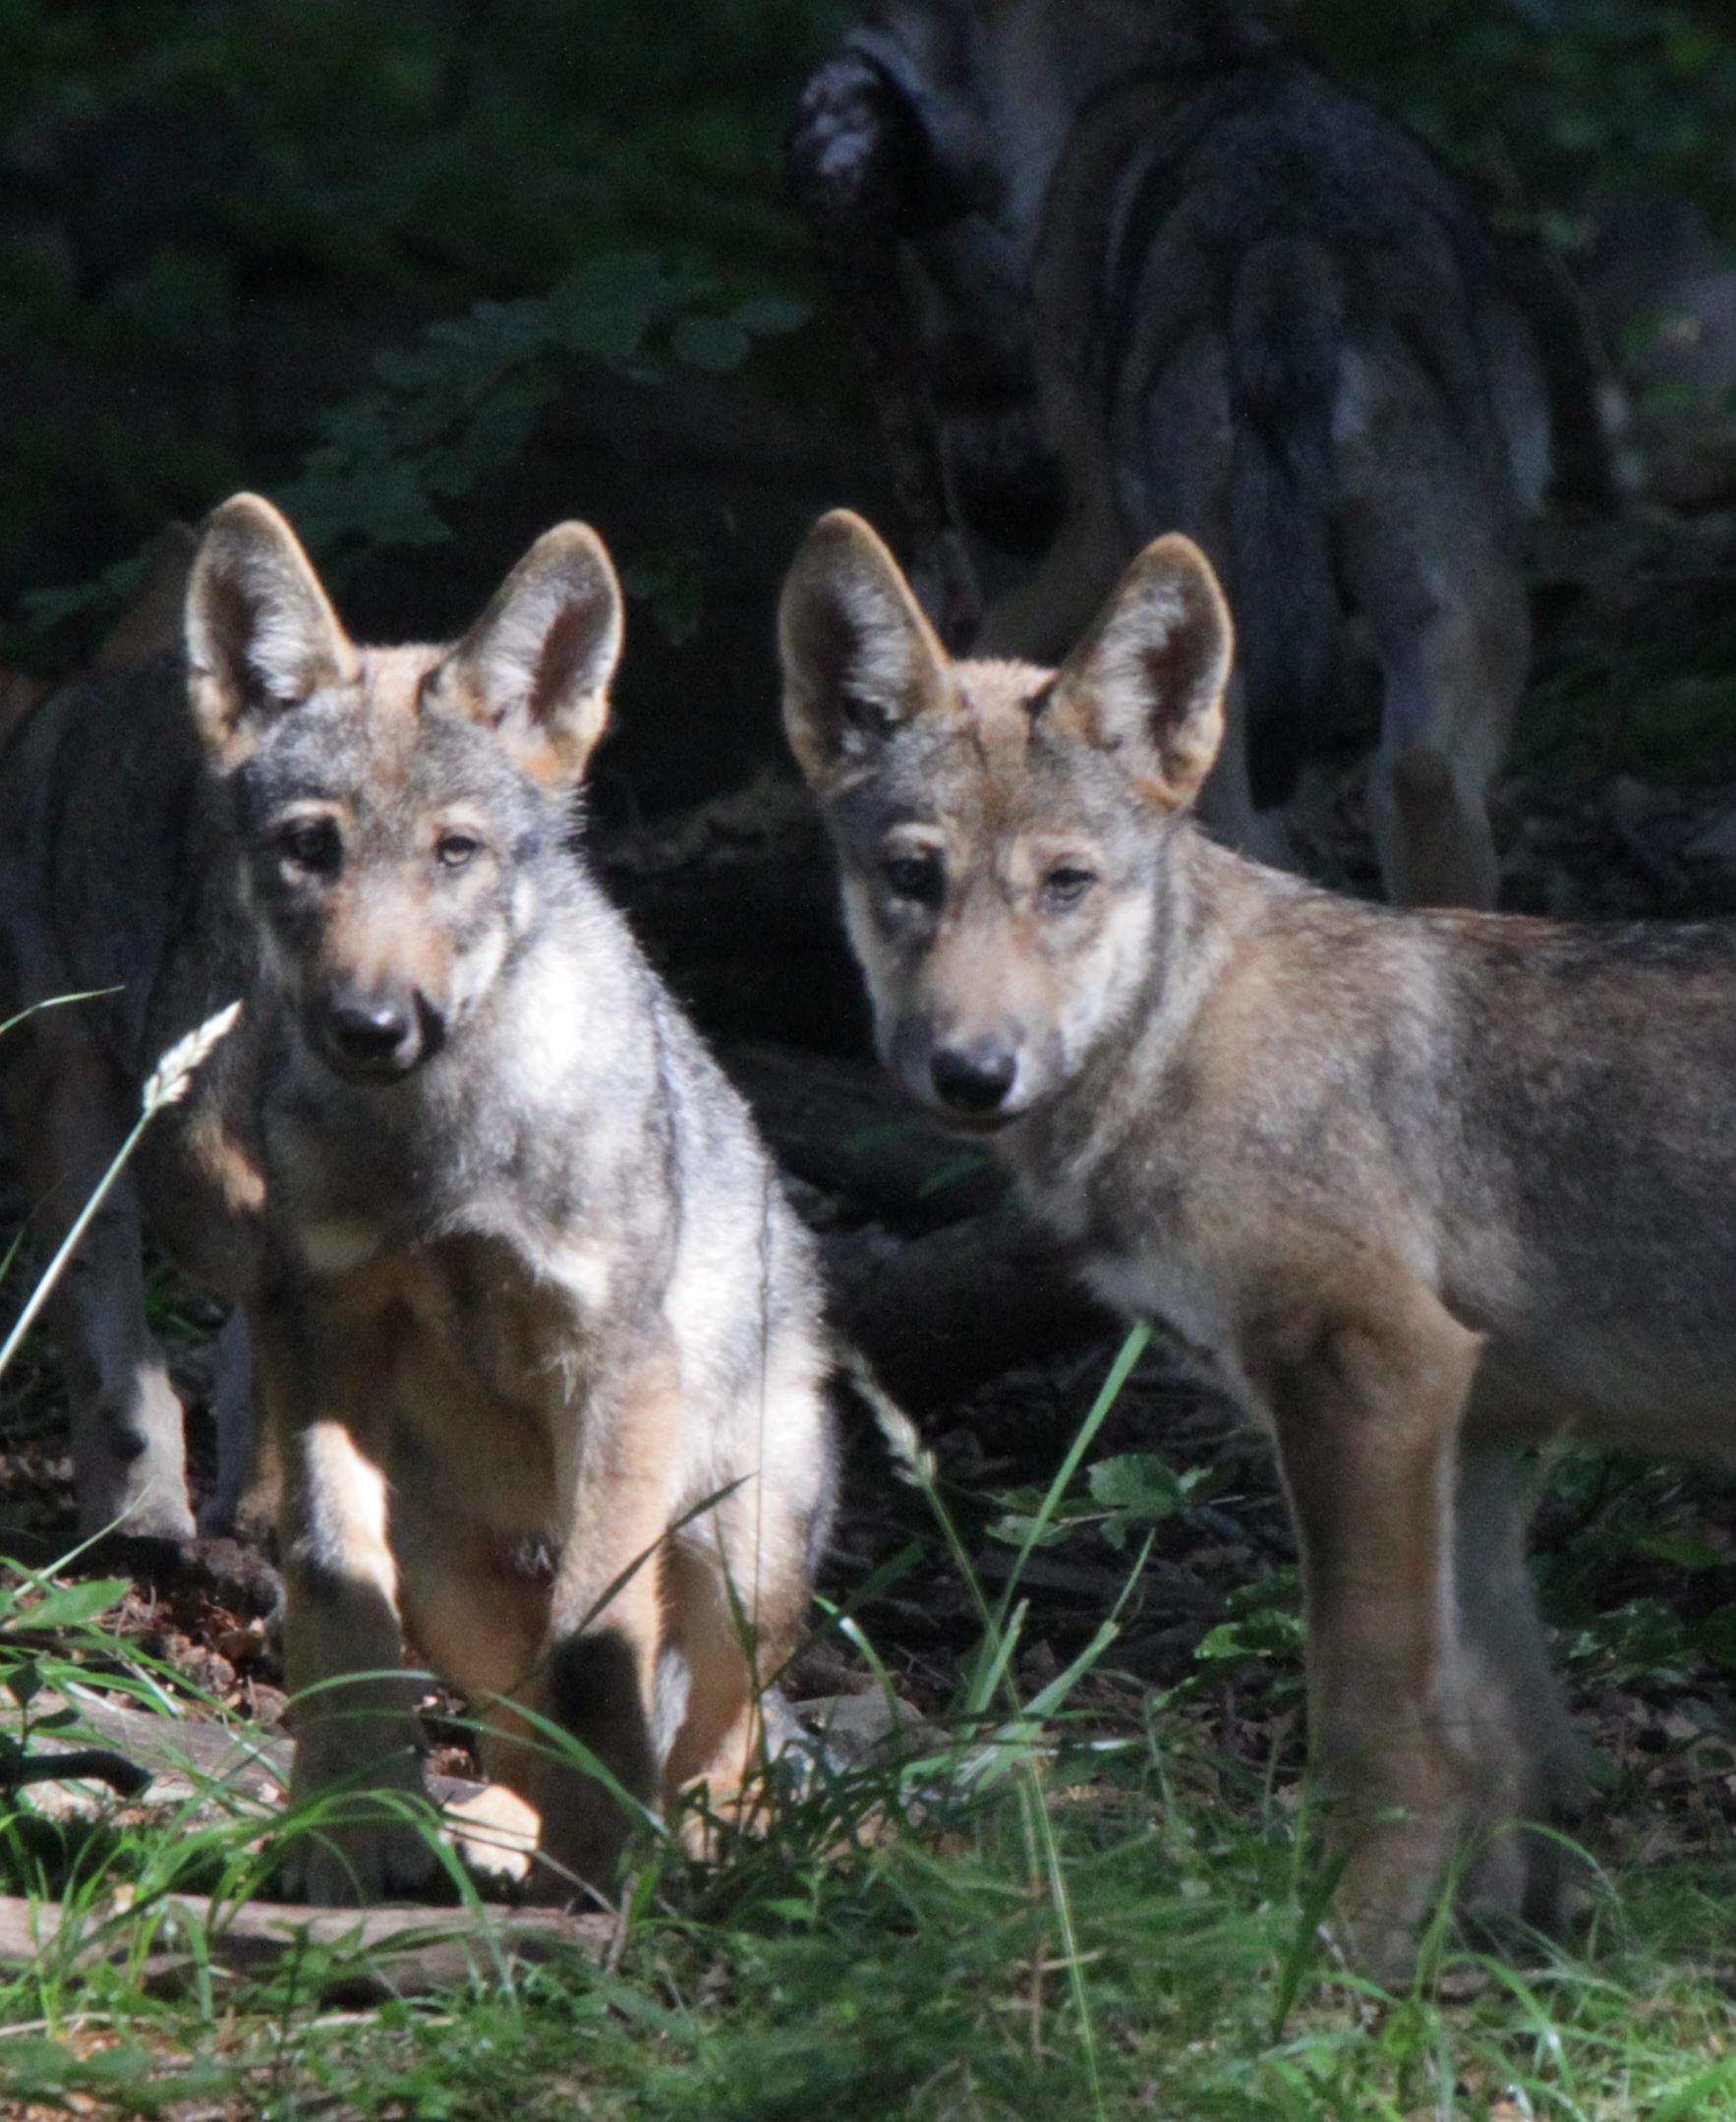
0;495;836;1898
790;0;1550;906
781;506;1736;1975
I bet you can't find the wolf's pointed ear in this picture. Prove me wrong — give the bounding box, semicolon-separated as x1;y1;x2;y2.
780;510;952;791
1049;535;1233;811
186;495;357;769
434;522;622;784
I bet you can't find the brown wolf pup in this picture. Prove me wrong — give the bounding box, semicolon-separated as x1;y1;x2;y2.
789;0;1550;906
781;506;1736;1976
0;496;836;1898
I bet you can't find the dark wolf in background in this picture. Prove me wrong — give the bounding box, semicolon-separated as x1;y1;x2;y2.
782;506;1736;1976
0;496;836;1897
0;522;207;1539
790;0;1551;905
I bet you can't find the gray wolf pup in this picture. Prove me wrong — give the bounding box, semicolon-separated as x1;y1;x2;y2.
790;0;1550;905
0;496;836;1896
781;507;1736;1976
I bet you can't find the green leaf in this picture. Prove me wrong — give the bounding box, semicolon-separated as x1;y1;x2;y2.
1193;1624;1249;1663
14;1576;133;1633
670;314;751;373
548;251;679;363
914;1151;993;1201
730;293;810;336
1664;23;1722;79
1639;1531;1727;1572
1086;1453;1187;1520
1193;1604;1302;1665
1691;1604;1736;1669
985;1511;1073;1551
1652;2060;1736;2122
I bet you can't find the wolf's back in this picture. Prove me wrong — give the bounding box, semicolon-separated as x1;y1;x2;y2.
1225;233;1341;807
0;652;221;1076
1037;53;1539;804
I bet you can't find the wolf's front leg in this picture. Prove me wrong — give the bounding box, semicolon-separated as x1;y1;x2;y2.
1453;1433;1592;1935
1263;1276;1486;1981
270;1332;433;1904
488;1351;685;1896
57;1165;194;1541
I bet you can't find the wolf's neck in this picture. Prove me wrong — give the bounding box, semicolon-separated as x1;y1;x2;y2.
999;822;1306;1211
440;891;647;1141
282;885;651;1208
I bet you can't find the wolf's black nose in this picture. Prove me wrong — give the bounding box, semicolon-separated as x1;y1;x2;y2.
930;1041;1016;1117
325;995;418;1073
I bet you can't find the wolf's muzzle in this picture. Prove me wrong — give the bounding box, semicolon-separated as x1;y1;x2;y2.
314;987;436;1081
929;1039;1017;1119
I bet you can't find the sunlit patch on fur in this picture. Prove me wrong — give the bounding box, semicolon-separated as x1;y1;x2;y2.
298;1214;382;1277
447;921;512;1028
1051;885;1156;1080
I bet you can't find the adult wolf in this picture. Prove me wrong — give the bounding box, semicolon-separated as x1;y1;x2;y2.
790;0;1550;905
0;497;836;1898
781;507;1736;1976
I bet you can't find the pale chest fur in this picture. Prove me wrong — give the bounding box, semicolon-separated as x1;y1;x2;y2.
318;1233;620;1540
1078;1241;1248;1402
1009;1122;1252;1405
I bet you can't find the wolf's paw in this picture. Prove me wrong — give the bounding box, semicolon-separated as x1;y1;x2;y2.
282;1809;441;1906
444;1781;542;1891
1459;1818;1595;1950
1319;1810;1460;1988
284;1737;438;1904
79;1376;196;1541
103;1490;198;1543
520;1783;631;1905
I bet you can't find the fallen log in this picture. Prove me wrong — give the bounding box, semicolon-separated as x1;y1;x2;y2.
0;1690;479;1815
0;1890;608;2003
0;1692;602;1998
825;1206;1110;1414
721;1042;1112;1405
722;1040;1009;1229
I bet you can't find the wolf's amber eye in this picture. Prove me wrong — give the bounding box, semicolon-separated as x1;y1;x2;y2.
435;832;482;870
277;819;340;876
1040;865;1096;912
882;852;944;905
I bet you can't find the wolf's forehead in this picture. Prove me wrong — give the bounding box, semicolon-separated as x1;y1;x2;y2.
248;646;435;795
245;694;519;819
359;643;445;715
939;660;1049;818
955;659;1052;738
246;700;382;801
869;688;1127;842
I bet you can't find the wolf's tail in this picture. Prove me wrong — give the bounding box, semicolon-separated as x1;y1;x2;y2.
1227;236;1343;809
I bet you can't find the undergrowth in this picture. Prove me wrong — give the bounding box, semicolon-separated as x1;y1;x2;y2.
3;1570;1736;2118
2;1334;1736;2119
